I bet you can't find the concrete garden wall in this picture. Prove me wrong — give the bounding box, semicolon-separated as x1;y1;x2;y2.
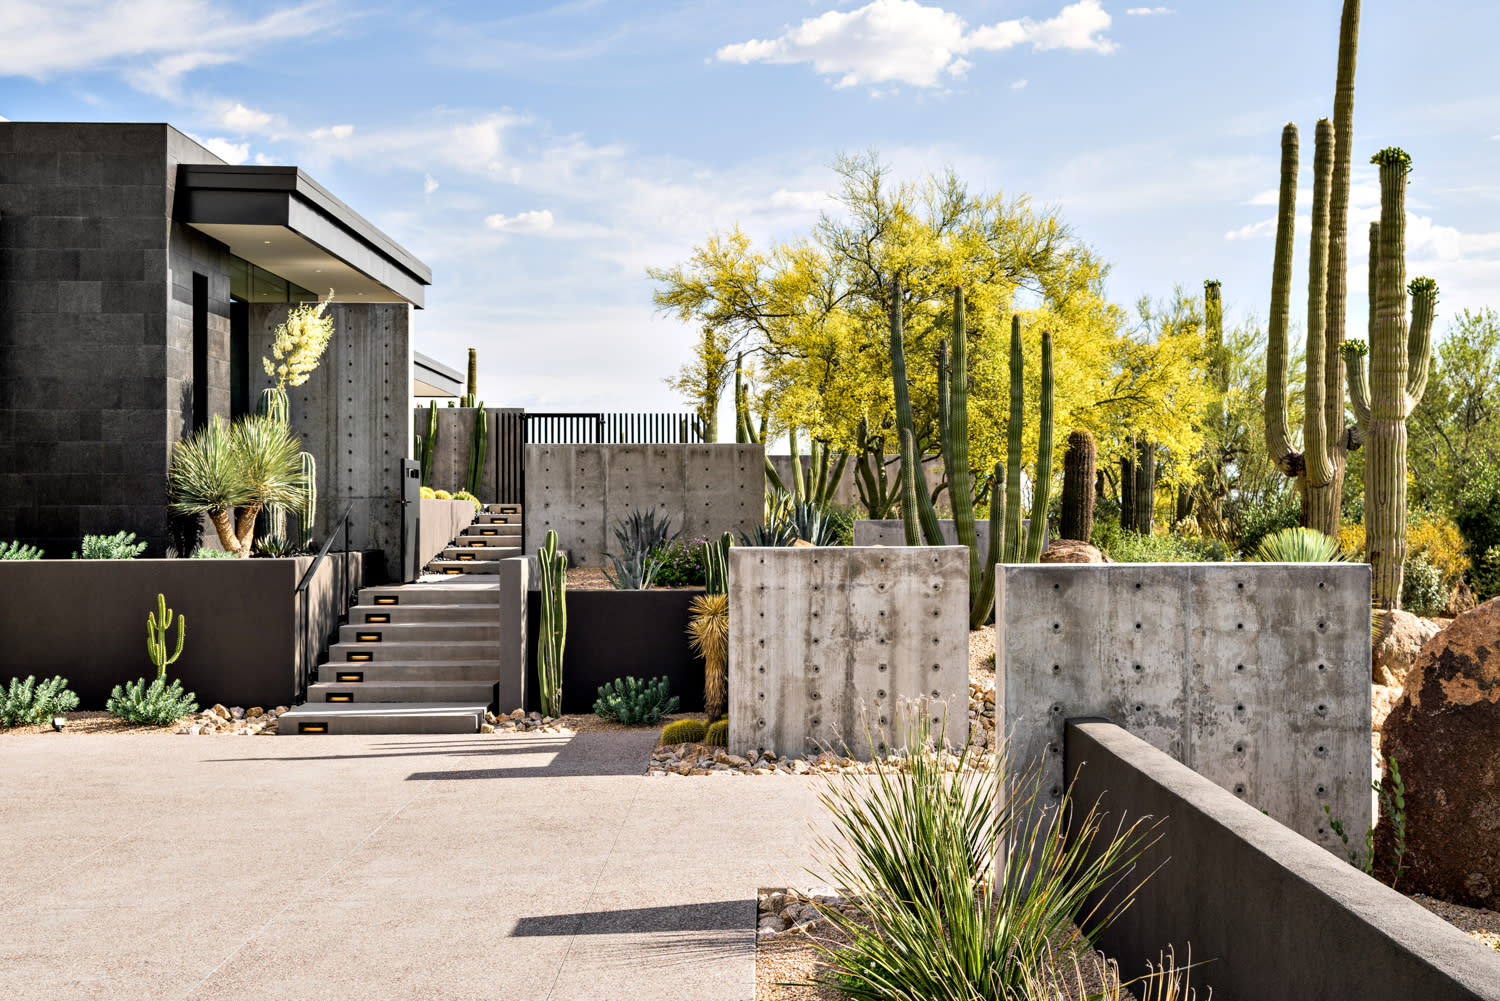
524;444;763;566
1067;720;1500;1001
417;498;477;567
0;554;364;708
727;546;969;759
998;562;1371;849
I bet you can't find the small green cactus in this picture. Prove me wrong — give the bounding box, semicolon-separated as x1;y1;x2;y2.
593;675;678;726
0;675;80;726
704;719;728;747
421;400;438;486
295;451;317;551
660;719;708;744
146;593;185;679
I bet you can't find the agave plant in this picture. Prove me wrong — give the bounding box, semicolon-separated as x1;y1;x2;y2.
169;414;307;557
790;500;841;546
1251;526;1345;563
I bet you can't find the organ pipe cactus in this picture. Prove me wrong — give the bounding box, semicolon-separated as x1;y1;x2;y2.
463;348;478;408
146;593;185;679
1341;147;1438;609
536;530;567;717
1060;429;1096;542
889;280;944;548
295;451;317;551
1265;0;1362;536
465;402;488;499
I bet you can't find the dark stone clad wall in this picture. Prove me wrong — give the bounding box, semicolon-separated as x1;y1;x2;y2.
0;123;228;557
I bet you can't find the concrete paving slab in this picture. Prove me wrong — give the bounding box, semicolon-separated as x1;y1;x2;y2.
0;731;830;1001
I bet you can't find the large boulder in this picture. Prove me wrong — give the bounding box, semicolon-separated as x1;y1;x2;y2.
1372;609;1442;687
1040;540;1110;564
1375;597;1500;906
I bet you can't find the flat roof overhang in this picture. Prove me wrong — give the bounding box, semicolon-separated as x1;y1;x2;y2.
414;351;462;397
176;165;432;308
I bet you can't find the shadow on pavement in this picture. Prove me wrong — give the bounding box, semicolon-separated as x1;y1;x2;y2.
511;899;752;936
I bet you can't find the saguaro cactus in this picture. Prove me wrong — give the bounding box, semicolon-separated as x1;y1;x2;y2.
536;530;568;717
1060;430;1096;542
1342;147;1438;609
146;593;185;679
463;348;478;408
1265;0;1362;536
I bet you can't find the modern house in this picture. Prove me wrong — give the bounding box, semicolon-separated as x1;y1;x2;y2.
0;122;431;577
413;351;463;400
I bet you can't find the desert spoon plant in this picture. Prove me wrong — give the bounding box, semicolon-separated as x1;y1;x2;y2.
107;593;198;726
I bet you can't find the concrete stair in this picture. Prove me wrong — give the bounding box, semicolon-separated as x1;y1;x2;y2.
424;503;523;575
279;576;502;735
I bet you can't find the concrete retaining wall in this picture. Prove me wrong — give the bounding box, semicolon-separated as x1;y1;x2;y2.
525;444;763;567
728;546;968;759
998;563;1371;849
417;498;476;567
1067;720;1500;1001
0;554;365;708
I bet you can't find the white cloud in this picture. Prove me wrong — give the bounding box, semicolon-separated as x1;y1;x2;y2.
216;101;273;133
484;209;555;233
715;0;1113;90
1011;78;1029;90
1125;7;1174;14
768;189;827;212
199;136;249;164
253;152;277;165
424;173;440;195
309;123;355;140
0;1;335;80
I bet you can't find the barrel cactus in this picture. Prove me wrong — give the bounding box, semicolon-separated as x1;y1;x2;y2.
661;719;708;745
1060;430;1097;542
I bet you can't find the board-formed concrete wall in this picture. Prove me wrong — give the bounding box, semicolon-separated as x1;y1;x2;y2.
728;546;969;759
997;562;1372;851
524;444;764;566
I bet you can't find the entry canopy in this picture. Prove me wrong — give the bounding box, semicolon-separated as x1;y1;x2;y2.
177;165;432;307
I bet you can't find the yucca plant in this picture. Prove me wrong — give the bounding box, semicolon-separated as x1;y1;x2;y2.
805;714;1158;1001
169;414;307;557
1252;526;1345;563
687;592;730;719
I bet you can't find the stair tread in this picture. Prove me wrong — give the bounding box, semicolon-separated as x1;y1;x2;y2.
280;702;488;717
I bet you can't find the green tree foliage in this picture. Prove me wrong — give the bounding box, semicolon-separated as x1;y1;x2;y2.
666;325;733;442
650;152;1209;515
1408;307;1500;521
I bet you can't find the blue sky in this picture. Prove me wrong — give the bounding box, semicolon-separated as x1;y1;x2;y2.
3;1;1498;421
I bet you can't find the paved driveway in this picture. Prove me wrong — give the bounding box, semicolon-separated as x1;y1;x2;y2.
0;731;830;1001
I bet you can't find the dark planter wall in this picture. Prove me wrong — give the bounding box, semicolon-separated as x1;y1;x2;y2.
0;554;364;709
525;589;705;715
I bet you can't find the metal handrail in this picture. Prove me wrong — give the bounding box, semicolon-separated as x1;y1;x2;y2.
296;501;355;594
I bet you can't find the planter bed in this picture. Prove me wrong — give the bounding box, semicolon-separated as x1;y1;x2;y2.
526;586;705;714
0;554;369;709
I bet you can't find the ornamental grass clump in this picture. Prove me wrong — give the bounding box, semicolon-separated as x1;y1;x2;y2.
805;713;1159;1001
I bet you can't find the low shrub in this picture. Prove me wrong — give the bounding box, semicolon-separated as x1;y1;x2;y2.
652;538;708;588
0;676;80;726
660;719;707;744
593;675;679;725
106;677;198;726
432;489;453;500
73;531;147;559
826;503;859;546
1401;553;1448;618
1406;513;1470;591
0;540;42;560
1471;546;1500;602
704;719;728;747
191;546;237;559
1094;522;1228;563
451;489;483;511
1233;490;1302;558
420;485;436;499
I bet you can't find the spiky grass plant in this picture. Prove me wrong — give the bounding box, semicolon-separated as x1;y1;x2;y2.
805;714;1158;1001
1020;944;1205;1001
687;592;730;719
0;676;80;726
169;415;306;556
1251;526;1345;563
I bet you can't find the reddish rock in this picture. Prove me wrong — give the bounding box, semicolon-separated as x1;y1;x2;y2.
1040;539;1110;564
1376;597;1500;906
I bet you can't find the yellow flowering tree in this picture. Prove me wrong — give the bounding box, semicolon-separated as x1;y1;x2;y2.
263;291;336;391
